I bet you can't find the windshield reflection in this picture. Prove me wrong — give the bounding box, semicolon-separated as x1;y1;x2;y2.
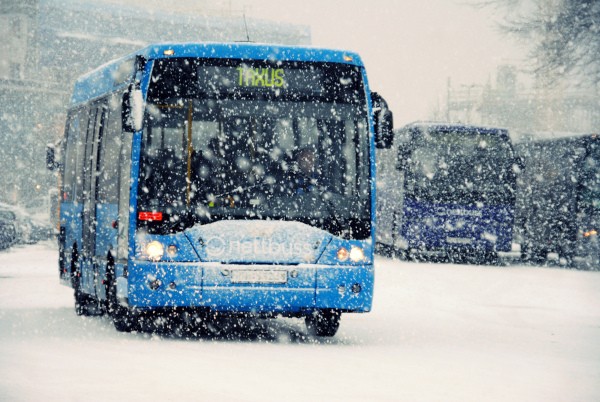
404;129;517;204
137;98;370;239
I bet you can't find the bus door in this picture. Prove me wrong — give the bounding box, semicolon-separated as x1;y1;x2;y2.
376;143;405;248
81;104;107;295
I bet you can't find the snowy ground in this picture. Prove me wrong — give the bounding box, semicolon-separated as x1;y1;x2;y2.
1;242;599;402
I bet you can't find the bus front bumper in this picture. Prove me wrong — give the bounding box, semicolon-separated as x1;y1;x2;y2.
126;261;374;314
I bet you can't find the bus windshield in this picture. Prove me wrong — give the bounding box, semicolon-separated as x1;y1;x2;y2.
404;128;517;204
137;58;371;239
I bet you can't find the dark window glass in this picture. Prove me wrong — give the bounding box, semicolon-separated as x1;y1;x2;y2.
63;108;89;203
139;58;371;239
402;126;517;205
97;94;123;204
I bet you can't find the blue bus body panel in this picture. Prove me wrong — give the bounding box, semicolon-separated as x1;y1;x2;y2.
129;222;374;312
71;43;364;107
401;198;513;252
95;203;118;257
316;266;374;311
135;232;200;263
201;264;316;313
128;261;373;313
60;202;83;257
128;262;203;308
359;66;378;255
141;43;364;66
183;220;332;264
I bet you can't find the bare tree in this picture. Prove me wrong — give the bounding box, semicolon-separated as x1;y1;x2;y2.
485;0;600;87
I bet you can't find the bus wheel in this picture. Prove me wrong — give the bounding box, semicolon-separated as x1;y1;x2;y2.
521;243;546;265
71;248;95;316
482;251;499;265
74;278;101;316
305;309;341;337
558;247;574;267
180;310;210;337
106;275;138;332
74;288;95;316
520;241;530;262
113;311;139;333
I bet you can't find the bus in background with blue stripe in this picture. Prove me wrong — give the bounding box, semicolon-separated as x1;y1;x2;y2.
376;122;519;264
47;43;393;336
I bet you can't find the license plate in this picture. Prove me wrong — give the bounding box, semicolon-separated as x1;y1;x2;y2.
446;237;473;245
231;270;288;284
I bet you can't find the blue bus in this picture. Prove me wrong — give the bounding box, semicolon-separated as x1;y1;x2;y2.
376;122;519;263
47;43;393;336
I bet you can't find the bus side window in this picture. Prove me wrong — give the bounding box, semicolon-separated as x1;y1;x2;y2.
97;95;123;204
64;108;90;204
74;107;96;205
62;114;78;203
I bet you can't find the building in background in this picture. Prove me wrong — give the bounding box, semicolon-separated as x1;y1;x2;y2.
446;64;600;141
0;0;310;207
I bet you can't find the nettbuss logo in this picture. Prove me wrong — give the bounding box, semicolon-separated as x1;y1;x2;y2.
204;236;316;259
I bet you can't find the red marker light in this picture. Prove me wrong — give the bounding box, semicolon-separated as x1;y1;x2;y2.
138;211;163;221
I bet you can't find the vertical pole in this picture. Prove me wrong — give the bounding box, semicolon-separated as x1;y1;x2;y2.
446;77;451;121
186;100;193;206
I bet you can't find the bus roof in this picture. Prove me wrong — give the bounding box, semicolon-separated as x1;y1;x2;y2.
398;121;509;136
515;131;600;144
70;42;364;106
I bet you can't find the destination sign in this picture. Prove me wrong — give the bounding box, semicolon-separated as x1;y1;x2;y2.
197;65;324;95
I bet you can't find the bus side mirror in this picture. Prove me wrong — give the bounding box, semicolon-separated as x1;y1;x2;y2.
122;83;144;133
371;92;394;149
46;144;59;171
375;109;394;149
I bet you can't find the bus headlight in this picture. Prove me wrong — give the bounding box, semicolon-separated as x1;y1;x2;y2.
145;241;164;261
337;247;349;261
349;246;365;262
166;244;178;257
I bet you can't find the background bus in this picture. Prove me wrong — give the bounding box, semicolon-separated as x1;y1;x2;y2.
376;122;519;263
515;133;600;268
47;42;393;336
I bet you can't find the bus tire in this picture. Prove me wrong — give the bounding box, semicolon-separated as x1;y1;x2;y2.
111;298;139;333
106;273;138;333
70;245;79;288
558;245;575;267
481;251;499;265
75;291;98;316
71;247;93;316
521;242;546;265
305;309;341;337
530;247;547;265
520;241;530;262
113;311;139;333
104;258;117;316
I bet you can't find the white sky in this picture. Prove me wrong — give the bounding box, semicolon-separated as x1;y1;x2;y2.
242;0;528;125
102;0;529;126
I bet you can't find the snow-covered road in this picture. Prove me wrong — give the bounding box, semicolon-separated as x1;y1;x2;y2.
1;242;599;402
